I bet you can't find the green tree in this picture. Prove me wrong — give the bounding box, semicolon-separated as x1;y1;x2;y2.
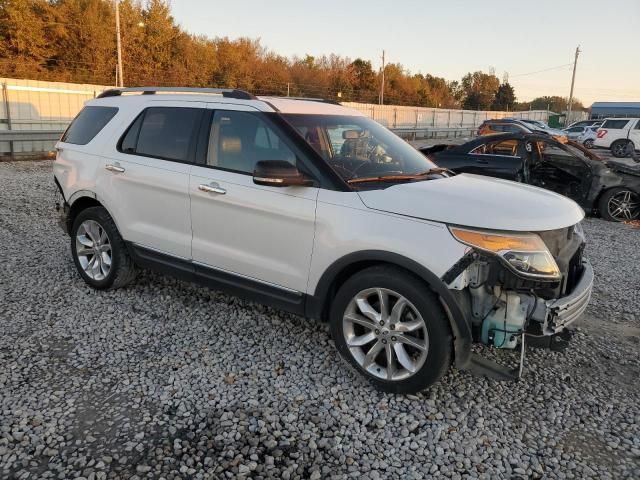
529;95;584;112
460;71;500;109
491;83;516;110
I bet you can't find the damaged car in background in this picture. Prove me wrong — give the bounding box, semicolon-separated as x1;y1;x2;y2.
421;132;640;221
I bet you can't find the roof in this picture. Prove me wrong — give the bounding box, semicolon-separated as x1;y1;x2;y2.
259;96;363;116
90;87;363;116
453;132;550;150
591;102;640;109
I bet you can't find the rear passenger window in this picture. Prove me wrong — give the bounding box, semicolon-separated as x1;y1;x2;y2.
61;106;118;145
119;107;202;162
601;119;630;129
472;140;519;156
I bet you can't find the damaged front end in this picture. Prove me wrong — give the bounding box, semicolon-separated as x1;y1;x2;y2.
444;223;593;379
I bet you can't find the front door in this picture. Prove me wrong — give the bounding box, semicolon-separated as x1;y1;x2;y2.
527;139;593;205
189;106;319;293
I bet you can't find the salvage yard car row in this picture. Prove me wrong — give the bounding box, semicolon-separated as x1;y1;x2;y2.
421;132;640;221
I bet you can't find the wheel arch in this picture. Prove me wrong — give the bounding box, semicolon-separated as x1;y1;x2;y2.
306;250;473;368
66;191;120;235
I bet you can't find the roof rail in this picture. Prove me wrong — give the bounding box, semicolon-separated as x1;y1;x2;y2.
96;87;256;100
263;95;341;106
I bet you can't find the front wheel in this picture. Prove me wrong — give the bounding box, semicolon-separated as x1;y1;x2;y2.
70;206;136;289
598;188;640;222
330;266;452;393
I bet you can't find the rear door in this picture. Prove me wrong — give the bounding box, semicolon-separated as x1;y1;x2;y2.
99;102;204;259
189;105;319;293
628;119;640;150
462;139;525;179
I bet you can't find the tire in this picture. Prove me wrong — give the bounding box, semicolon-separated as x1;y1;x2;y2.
70;206;136;290
583;139;594;149
598;187;640;222
329;265;452;394
611;139;631;158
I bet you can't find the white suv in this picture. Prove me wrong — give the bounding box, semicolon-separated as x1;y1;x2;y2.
53;87;593;393
594;118;640;157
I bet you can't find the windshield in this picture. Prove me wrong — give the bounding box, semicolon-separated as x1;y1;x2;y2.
282;114;437;183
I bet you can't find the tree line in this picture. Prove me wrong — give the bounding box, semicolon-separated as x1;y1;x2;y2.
0;0;583;111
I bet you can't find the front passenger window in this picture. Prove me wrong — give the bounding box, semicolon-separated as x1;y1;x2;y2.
207;111;296;174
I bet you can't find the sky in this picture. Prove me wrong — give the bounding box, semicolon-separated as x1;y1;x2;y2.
170;0;640;105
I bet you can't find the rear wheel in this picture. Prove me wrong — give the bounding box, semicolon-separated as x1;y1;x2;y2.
611;140;631;158
583;139;594;149
329;266;452;393
70;207;136;289
598;188;640;222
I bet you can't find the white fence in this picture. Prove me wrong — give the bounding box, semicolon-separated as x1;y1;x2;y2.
1;78;106;156
0;77;555;156
341;102;550;130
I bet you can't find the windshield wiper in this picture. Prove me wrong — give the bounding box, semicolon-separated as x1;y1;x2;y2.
346;167;453;184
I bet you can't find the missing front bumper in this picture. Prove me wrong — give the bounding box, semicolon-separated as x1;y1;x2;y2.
532;259;594;335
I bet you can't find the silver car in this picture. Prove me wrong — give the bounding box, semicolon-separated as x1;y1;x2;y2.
563;125;598;148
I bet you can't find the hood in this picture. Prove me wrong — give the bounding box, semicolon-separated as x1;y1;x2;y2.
357;174;585;232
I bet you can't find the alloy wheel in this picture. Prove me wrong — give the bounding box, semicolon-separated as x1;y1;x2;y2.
75;219;112;280
342;288;429;381
613;142;629;157
584;139;594;149
608;190;640;221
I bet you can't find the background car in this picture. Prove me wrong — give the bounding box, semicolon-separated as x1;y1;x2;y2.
478;119;567;142
567;120;604;129
594;118;640;157
517;118;567;138
563;125;598;148
421;132;640;221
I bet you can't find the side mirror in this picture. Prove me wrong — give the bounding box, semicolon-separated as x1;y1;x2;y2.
253;160;313;187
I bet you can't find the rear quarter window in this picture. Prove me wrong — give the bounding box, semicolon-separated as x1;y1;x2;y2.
601;119;630;129
61;106;119;145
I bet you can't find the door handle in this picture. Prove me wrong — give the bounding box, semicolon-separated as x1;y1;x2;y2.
198;183;226;195
105;164;125;173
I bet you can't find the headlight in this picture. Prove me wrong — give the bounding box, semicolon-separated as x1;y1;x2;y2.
449;227;561;280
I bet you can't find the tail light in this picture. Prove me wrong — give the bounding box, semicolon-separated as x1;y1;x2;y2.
597;130;607;138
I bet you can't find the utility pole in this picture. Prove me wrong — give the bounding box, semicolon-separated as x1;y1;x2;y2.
379;50;385;105
115;0;124;87
566;45;580;126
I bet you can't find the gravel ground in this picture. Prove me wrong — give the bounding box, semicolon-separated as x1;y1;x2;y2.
1;160;639;480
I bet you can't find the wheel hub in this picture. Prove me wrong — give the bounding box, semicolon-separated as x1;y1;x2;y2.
75;219;112;281
342;287;429;381
608;190;639;221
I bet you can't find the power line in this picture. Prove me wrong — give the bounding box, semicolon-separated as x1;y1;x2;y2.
511;63;573;77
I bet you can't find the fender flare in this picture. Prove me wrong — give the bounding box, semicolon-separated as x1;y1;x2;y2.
64;189;122;235
306;250;473;368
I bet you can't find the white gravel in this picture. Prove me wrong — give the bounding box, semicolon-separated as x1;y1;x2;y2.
1;160;639;479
